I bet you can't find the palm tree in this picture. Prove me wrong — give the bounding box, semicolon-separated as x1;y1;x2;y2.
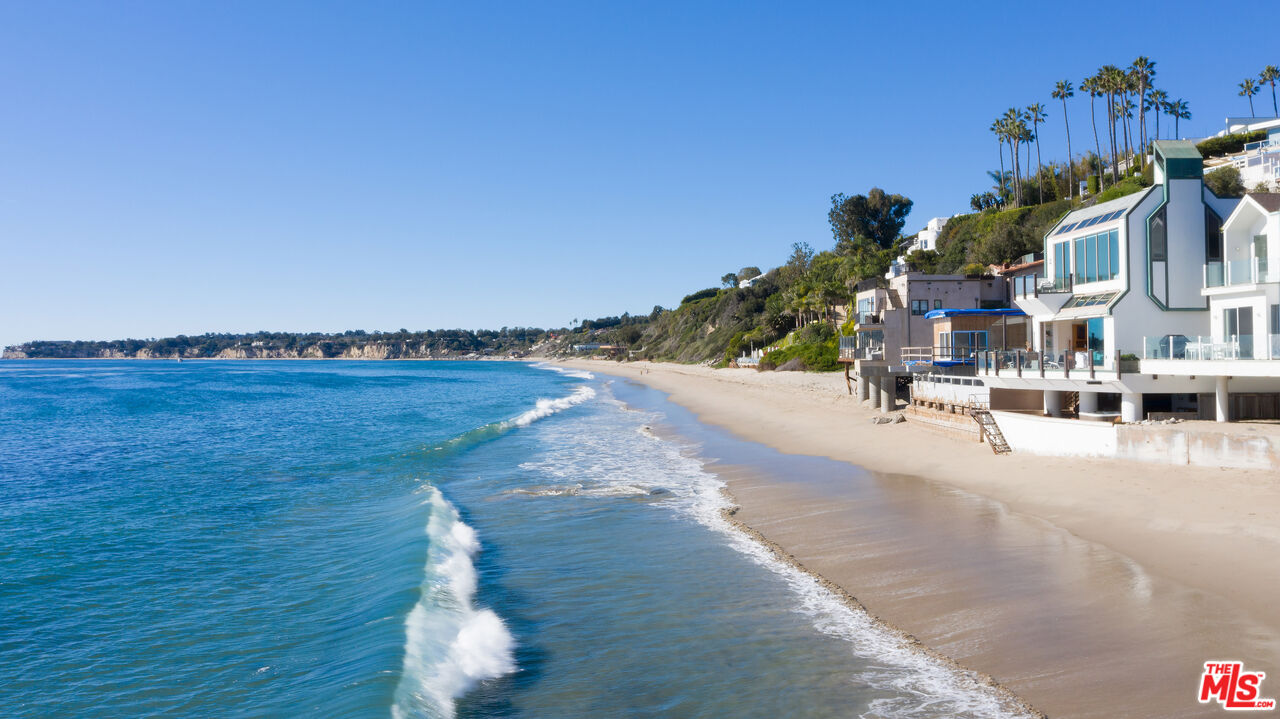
1173;99;1191;138
1027;103;1048;201
1240;78;1260;117
1099;65;1125;184
1082;74;1105;190
1120;96;1136;165
1052;80;1075;199
990;119;1007;206
1146;88;1168;141
1130;57;1156;171
1003;108;1028;206
1261;65;1280;117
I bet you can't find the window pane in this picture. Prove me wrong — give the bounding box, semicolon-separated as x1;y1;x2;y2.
1109;230;1120;279
1075;238;1085;282
1097;233;1110;279
1150;206;1167;261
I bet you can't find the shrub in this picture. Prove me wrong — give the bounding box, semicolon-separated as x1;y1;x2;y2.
1096;176;1150;204
680;287;720;305
1196;131;1267;159
1087;174;1099;195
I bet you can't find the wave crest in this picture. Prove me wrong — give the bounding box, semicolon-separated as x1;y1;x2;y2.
393;488;515;719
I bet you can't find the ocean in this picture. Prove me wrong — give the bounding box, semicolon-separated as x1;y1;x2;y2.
0;360;1031;718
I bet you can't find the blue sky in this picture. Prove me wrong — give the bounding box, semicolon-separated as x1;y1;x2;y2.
2;1;1274;347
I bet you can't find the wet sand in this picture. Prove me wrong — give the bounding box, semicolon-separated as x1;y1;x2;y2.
574;360;1280;718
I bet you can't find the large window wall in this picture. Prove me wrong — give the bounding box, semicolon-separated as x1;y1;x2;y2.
1070;229;1120;284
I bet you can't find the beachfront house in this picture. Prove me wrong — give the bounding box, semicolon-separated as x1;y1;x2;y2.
969;140;1253;423
840;271;1004;411
1140;191;1280;419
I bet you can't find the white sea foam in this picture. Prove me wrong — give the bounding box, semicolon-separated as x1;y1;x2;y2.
529;362;594;380
393;488;515;719
504;385;595;428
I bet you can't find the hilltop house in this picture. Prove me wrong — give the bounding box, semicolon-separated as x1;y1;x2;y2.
886;217;951;278
1204;118;1280;191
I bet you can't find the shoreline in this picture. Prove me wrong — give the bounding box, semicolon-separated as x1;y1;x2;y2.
570;358;1280;718
714;500;1045;719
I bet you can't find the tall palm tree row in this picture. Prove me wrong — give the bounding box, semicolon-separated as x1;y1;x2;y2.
1082;75;1105;190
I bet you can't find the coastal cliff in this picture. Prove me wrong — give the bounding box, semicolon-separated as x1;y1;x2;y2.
2;329;552;360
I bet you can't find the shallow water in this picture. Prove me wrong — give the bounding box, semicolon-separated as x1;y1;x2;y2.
0;360;1031;717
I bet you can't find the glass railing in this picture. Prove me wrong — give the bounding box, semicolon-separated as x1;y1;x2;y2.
1228;259;1254;285
1143;335;1244;360
1205;262;1225;287
1012;274;1071;298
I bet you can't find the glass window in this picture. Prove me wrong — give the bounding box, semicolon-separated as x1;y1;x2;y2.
911;300;927;315
1097;233;1109;279
1150;205;1167;262
1271;304;1279;334
1205;207;1223;261
1088;234;1099;282
1054;241;1071;283
1109;230;1120;278
1074;237;1086;282
934;299;942;309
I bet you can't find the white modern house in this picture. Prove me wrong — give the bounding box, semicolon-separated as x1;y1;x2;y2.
1204;118;1280;191
1141;191;1280;419
886;216;951;278
973;140;1255;422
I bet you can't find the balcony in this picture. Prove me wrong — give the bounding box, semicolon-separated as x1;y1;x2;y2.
839;335;884;361
854;312;883;326
974;349;1126;379
1012;274;1074;315
1012;274;1072;299
901;346;984;365
1204;257;1278;289
1142;334;1280;361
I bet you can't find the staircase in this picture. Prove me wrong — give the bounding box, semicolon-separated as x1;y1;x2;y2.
1064;391;1080;417
970;409;1011;454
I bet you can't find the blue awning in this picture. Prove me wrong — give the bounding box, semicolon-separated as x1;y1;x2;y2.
924;308;1026;320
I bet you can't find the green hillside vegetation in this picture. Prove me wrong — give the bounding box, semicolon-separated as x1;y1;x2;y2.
934;200;1070;271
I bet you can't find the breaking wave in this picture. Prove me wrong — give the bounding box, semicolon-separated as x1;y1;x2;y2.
392;487;515;719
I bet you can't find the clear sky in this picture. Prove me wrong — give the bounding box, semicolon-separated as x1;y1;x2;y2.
2;1;1274;347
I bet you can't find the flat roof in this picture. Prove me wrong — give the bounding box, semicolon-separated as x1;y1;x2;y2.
1153;139;1202;160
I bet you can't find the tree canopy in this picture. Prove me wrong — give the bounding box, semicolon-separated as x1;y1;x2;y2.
827;188;913;251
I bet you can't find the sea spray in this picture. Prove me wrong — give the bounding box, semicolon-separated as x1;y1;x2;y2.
393;487;515;719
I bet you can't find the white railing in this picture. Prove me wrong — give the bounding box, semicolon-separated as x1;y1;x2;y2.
1205;256;1278;288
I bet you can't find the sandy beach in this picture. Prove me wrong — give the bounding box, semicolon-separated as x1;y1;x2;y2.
562;359;1280;718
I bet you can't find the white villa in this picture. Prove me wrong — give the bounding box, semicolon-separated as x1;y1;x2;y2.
1204;118;1280;192
886;216;951;278
946;140;1280;423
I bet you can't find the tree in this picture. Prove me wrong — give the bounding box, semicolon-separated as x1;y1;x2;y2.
1130;57;1156;172
827;189;914;250
1146;88;1168;141
1099;64;1126;184
990;119;1008;206
1027;102;1047;202
1205;166;1246;198
1052;80;1075;199
1172;98;1190;138
1262;65;1280;117
1240;78;1260;117
721;272;738;288
737;266;762;281
1082;74;1105;190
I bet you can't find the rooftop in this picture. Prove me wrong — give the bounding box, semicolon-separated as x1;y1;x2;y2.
1153;139;1203;160
1247;192;1280;213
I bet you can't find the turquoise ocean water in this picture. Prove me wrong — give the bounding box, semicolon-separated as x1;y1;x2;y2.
0;360;1029;718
